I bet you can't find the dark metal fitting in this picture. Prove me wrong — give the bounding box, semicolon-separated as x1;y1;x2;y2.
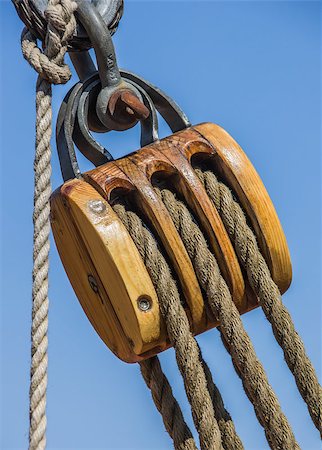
96;81;149;131
74;0;149;132
12;0;123;51
55;1;191;181
102;88;150;131
56;70;191;181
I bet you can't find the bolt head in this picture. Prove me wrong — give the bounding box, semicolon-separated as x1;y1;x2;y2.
88;199;106;215
138;297;151;312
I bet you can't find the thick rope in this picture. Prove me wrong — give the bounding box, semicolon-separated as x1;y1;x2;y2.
20;2;77;449
21;1;76;85
140;352;241;450
140;357;198;450
196;168;322;435
114;204;224;450
198;347;243;450
13;0;123;47
158;188;299;450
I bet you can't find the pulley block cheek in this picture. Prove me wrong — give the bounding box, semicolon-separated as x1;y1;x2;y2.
192;123;292;294
50;181;168;363
50;123;292;362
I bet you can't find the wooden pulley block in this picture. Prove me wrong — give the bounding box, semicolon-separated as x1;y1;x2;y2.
50;122;292;362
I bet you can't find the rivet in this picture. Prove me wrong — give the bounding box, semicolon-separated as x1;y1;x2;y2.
88;275;99;293
88;199;106;215
138;297;152;312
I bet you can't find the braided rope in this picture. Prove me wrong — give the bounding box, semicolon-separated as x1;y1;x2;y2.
196;168;322;435
114;204;224;450
140;357;198;450
158;188;299;450
19;1;77;448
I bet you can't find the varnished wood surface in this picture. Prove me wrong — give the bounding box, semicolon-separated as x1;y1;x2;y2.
85;158;207;334
51;122;292;361
51;179;166;363
193;123;292;293
133;135;245;308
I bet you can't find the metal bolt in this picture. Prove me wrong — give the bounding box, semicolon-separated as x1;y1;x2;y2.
88;199;106;215
88;275;99;293
138;297;152;312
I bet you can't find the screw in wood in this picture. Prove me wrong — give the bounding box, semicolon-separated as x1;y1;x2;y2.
138;297;152;312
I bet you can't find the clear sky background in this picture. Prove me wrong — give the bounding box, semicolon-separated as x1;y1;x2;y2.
0;1;321;449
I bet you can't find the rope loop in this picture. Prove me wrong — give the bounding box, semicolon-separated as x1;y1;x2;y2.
21;0;77;84
23;1;77;448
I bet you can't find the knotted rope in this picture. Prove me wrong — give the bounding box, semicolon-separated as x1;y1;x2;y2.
158;188;299;450
19;1;77;448
195;168;322;435
13;0;123;48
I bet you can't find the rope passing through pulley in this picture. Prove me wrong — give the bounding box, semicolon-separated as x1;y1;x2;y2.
11;0;322;449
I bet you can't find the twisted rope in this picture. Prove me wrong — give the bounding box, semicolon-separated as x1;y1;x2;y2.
196;168;322;435
114;204;224;450
198;347;243;450
21;0;76;85
13;0;123;49
158;188;299;450
140;357;198;450
16;0;319;445
19;1;77;448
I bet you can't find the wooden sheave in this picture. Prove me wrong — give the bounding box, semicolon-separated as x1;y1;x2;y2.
50;123;292;362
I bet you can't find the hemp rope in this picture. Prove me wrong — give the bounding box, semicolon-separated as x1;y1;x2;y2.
140;348;242;450
13;0;123;47
18;5;200;450
140;357;198;450
16;0;320;446
158;188;299;450
195;168;322;435
18;3;195;450
17;2;234;449
198;346;244;450
114;204;224;450
19;1;77;448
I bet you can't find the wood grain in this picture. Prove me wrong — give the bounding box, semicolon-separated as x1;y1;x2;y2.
51;179;167;363
85;159;207;334
51;122;291;361
193;123;292;293
134;135;246;308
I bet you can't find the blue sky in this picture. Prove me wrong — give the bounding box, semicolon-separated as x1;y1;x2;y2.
0;1;321;449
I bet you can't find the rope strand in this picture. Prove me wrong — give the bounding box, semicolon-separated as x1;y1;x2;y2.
17;0;320;443
140;357;198;450
20;1;77;448
196;168;322;435
114;203;224;450
158;187;299;450
198;347;244;450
